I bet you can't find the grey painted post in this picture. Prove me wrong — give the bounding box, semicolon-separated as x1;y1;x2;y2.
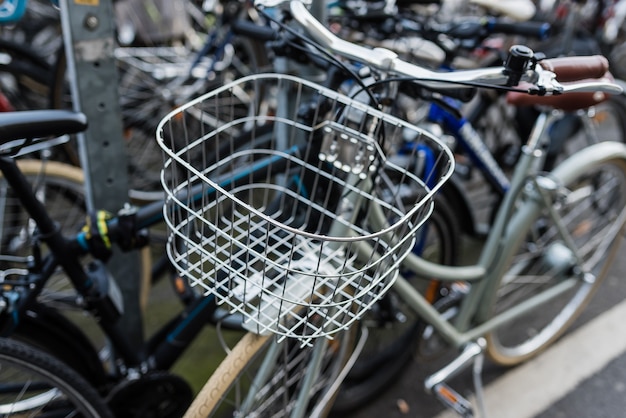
59;0;143;348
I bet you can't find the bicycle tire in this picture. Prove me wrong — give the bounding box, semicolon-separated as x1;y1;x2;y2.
0;337;113;417
11;305;108;389
485;148;626;365
184;328;357;418
332;193;461;412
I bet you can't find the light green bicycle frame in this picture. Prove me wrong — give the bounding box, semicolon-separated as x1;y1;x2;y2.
360;110;626;351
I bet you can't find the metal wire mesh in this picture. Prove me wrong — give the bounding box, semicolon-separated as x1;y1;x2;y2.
157;73;454;343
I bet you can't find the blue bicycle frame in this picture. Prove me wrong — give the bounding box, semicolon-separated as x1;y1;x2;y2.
428;100;511;195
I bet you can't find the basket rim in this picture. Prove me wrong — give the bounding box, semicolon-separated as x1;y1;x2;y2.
156;72;455;242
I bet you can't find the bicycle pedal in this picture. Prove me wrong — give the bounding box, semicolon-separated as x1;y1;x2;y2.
432;382;474;418
424;339;486;417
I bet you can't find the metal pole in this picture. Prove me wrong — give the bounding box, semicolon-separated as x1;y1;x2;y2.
59;0;143;349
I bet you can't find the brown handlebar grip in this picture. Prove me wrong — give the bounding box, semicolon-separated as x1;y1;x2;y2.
539;55;609;83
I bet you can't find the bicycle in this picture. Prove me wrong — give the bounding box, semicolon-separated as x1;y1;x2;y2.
0;1;623;411
0;90;450;418
0;110;257;416
220;5;626;409
166;1;626;416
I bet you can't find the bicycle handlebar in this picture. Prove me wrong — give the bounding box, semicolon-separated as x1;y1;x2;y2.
483;18;551;40
430;18;550;42
256;0;622;96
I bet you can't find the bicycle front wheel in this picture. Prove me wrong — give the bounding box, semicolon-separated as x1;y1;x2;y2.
184;328;357;418
0;337;113;417
485;150;626;365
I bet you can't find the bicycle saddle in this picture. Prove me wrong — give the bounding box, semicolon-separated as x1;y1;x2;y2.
0;110;88;144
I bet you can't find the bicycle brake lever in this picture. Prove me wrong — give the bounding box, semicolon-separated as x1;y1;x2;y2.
532;68;623;96
560;80;624;95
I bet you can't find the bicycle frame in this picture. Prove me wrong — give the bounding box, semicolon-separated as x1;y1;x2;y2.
360;109;626;350
179;2;626;415
429;100;511;194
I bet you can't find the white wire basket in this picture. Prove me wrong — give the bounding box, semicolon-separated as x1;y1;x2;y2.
157;73;454;343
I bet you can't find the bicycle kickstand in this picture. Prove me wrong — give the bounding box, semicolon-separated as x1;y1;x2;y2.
424;338;488;418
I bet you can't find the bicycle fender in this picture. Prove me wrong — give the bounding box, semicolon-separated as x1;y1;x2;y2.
550;141;626;185
12;306;108;389
611;78;626;97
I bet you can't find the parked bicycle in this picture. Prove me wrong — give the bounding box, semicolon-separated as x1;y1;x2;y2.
173;1;626;416
0;1;624;418
0;73;449;418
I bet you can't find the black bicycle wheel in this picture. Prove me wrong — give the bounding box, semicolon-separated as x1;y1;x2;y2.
0;337;113;417
332;193;461;412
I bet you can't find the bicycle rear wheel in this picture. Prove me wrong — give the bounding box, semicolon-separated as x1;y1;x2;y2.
50;30;268;202
0;160;87;309
0;337;113;417
485;151;626;365
184;328;357;418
